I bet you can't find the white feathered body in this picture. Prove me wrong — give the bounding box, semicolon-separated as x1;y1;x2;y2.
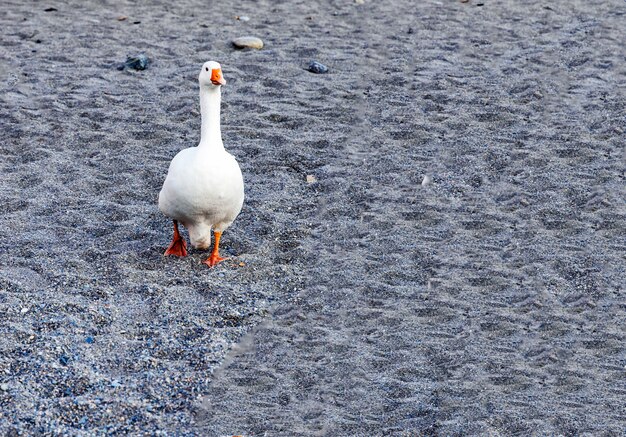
158;146;244;249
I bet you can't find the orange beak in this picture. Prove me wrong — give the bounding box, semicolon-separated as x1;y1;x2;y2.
211;68;226;86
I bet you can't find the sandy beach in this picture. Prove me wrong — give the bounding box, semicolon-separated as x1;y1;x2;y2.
1;0;624;434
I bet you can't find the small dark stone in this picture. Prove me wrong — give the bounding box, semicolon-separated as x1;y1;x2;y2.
408;27;414;34
85;336;94;344
59;354;69;366
35;39;42;44
122;54;149;71
307;61;328;74
278;393;290;406
133;21;141;24
44;7;57;12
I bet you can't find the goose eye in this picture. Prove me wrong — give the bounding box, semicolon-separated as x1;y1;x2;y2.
205;67;209;72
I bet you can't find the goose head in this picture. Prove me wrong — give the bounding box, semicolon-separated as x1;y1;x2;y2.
199;61;226;88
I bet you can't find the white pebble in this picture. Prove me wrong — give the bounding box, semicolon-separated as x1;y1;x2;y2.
421;174;432;186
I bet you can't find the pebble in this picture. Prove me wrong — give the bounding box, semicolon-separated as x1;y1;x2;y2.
307;61;328;74
118;54;149;71
232;36;264;50
421;174;433;186
85;336;95;344
236;15;250;22
306;175;317;184
59;354;70;366
0;383;8;391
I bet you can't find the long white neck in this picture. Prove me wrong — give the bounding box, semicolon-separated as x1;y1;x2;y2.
199;85;223;149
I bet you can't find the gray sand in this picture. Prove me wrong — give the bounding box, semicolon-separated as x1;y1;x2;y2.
1;0;624;435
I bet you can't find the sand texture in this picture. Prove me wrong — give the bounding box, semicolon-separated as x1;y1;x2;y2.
1;0;625;435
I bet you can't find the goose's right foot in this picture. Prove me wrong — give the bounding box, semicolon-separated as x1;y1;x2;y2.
202;231;227;268
164;220;188;257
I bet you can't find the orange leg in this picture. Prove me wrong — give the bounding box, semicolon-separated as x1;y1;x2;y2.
203;231;227;267
164;220;188;257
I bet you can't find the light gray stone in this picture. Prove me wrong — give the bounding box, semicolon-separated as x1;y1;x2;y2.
232;36;263;49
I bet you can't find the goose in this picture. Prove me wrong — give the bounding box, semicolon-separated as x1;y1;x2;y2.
158;61;244;267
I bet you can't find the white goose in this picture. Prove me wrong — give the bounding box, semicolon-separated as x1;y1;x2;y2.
158;61;244;267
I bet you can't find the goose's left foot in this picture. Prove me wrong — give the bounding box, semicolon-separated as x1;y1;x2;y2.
202;231;228;268
164;220;188;257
